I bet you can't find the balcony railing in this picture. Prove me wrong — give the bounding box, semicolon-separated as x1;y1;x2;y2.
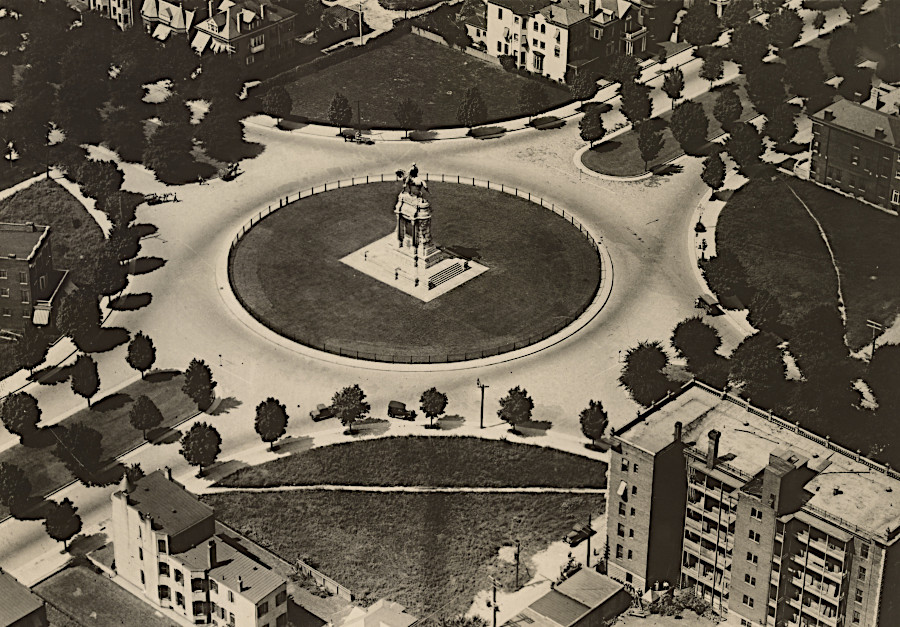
624;26;647;40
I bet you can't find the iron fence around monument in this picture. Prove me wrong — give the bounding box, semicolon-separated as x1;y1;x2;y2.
228;173;607;364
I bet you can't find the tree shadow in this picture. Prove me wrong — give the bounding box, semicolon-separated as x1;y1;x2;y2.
203;459;250;484
148;426;183;445
145;369;181;383
347;418;390;438
443;245;481;261
108;293;153;311
12;497;56;521
713;188;735;202
409;130;437;142
132;223;158;239
779;141;808;155
209;396;242;416
130;256;167;275
584;440;610;453
80;327;130;353
89;461;127;487
436;414;465;430
588;140;621;154
288;599;327;627
29;363;73;385
651;163;684;177
514;420;553;438
68;531;108;557
276;435;314;455
91;392;132;413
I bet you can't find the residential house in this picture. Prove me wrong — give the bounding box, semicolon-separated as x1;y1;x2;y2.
505;569;631;627
606;381;900;627
460;0;488;48
0;568;48;627
330;600;417;627
0;222;68;337
111;469;289;627
191;0;297;67
140;0;198;40
88;0;136;29
809;98;900;213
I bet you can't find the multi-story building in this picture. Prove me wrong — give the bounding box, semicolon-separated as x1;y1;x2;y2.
0;222;67;336
191;0;296;67
88;0;136;29
0;568;48;627
809;98;900;213
606;381;900;627
482;0;647;82
140;0;199;40
111;469;288;627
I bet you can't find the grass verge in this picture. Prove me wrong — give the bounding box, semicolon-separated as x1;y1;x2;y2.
203;491;602;617
217;436;608;488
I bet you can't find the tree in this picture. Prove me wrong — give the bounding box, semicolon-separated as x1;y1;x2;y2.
827;26;859;77
782;47;828;101
699;50;724;88
1;392;42;444
518;84;549;122
607;53;640;84
195;103;251;165
671;316;722;367
103;106;148;163
725;122;764;173
767;8;803;51
729;331;787;409
55;289;101;346
79;241;128;297
569;71;599;103
837;67;874;103
670;100;709;154
620;81;652;126
0;462;31;516
197;53;244;102
44;498;82;550
143;115;197;184
722;0;755;29
255;398;289;451
328;92;353;132
14;323;51;374
499;54;517;72
129;395;163;439
127;332;156;379
262;85;293;124
868;344;900;412
579;400;608;448
394;98;424;138
637;121;664;172
497;386;534;433
730;21;770;69
713;86;742;129
662;68;684;106
842;0;865;20
55;423;104;478
745;64;786;116
764;104;797;149
73;160;124;204
812;11;826;31
701;152;726;197
124;462;146;485
618;341;677;407
679;0;721;47
456;87;487;129
70;355;100;407
579;108;606;146
182;358;217;411
420;387;449;427
332;384;370;434
180;422;222;476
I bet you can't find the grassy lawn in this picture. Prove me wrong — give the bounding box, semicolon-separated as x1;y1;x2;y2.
0;373;195;519
217;436;608;488
281;34;571;128
707;175;900;349
204;491;601;616
36;565;173;627
581;78;755;177
229;182;600;360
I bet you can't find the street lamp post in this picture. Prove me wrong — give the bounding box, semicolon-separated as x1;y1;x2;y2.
515;539;521;589
476;378;489;429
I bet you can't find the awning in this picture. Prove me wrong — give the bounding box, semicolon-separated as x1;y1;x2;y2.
209;38;234;54
617;480;627;496
152;23;172;40
32;308;50;326
191;31;211;53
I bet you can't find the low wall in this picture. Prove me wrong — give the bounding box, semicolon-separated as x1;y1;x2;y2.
410;26;501;66
296;559;354;601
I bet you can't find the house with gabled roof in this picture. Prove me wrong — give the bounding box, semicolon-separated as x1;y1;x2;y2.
191;0;296;67
140;0;198;40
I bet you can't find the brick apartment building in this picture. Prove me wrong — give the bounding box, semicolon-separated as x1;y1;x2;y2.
809;98;900;213
111;470;288;627
606;382;900;627
191;0;296;66
0;223;67;336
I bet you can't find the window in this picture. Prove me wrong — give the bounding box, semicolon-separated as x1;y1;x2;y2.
630;507;635;516
627;549;633;559
629;529;634;538
744;574;756;586
532;38;538;46
21;289;28;304
742;595;754;608
593;27;600;38
554;46;560;57
18;271;25;284
749;530;760;543
258;602;269;618
210;580;218;593
175;570;184;584
0;270;6;279
540;23;545;33
2;308;9;317
631;485;637;496
891;189;899;204
750;507;763;520
851;155;859;166
159;585;171;600
856;588;863;603
138;548;143;560
228;591;234;603
853;611;861;624
619;502;626;516
250;34;264;48
276;590;287;606
633;464;639;473
746;552;758;564
861;543;870;559
158;539;167;553
159;562;169;576
193;601;205;616
539;40;545;49
616;544;623;559
229;612;236;626
277;614;288;627
533;53;543;71
246;55;255;65
618;523;625;537
176;592;185;608
140;570;145;584
0;288;8;298
858;566;866;581
621;458;629;471
497;7;503;18
497;41;502;52
532;20;537;29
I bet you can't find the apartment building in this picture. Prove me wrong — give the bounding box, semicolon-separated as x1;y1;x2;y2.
88;0;136;29
111;469;288;627
0;223;67;336
809;98;900;213
191;0;296;66
606;382;900;627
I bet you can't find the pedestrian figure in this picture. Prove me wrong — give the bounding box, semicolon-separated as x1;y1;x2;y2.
395;270;399;280
364;251;368;261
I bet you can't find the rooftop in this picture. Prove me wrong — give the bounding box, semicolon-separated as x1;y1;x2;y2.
0;222;49;261
529;589;590;626
488;0;554;17
618;383;900;543
122;470;214;537
812;98;900;148
334;599;417;627
553;568;624;608
541;0;588;26
175;535;285;604
0;569;44;626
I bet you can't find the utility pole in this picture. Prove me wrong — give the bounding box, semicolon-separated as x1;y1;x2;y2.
488;576;500;627
867;319;883;362
358;1;363;46
476;378;489;429
515;539;521;590
585;511;592;568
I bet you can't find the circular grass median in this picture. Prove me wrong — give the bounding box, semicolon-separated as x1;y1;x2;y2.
229;181;602;362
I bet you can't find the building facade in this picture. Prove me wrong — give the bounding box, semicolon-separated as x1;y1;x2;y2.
88;0;136;29
0;568;48;627
606;382;900;627
192;0;296;67
0;223;67;335
809;98;900;213
140;0;198;39
111;470;288;627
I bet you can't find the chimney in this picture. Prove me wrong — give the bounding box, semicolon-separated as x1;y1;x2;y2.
706;430;720;469
823;109;835;122
208;539;217;568
238;575;244;591
120;473;136;493
673;421;682;443
7;253;15;259
165;466;173;481
260;2;265;19
208;0;213;18
875;127;886;141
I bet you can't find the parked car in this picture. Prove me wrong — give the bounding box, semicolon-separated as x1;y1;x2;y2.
309;404;335;421
387;400;416;420
564;523;596;546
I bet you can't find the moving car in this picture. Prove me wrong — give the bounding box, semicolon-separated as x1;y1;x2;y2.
387;400;416;420
564;523;596;546
309;404;335;421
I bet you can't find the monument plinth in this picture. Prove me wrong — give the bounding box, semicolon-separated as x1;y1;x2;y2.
341;165;488;302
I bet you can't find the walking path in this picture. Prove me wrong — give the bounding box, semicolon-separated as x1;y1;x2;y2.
200;484;608;494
